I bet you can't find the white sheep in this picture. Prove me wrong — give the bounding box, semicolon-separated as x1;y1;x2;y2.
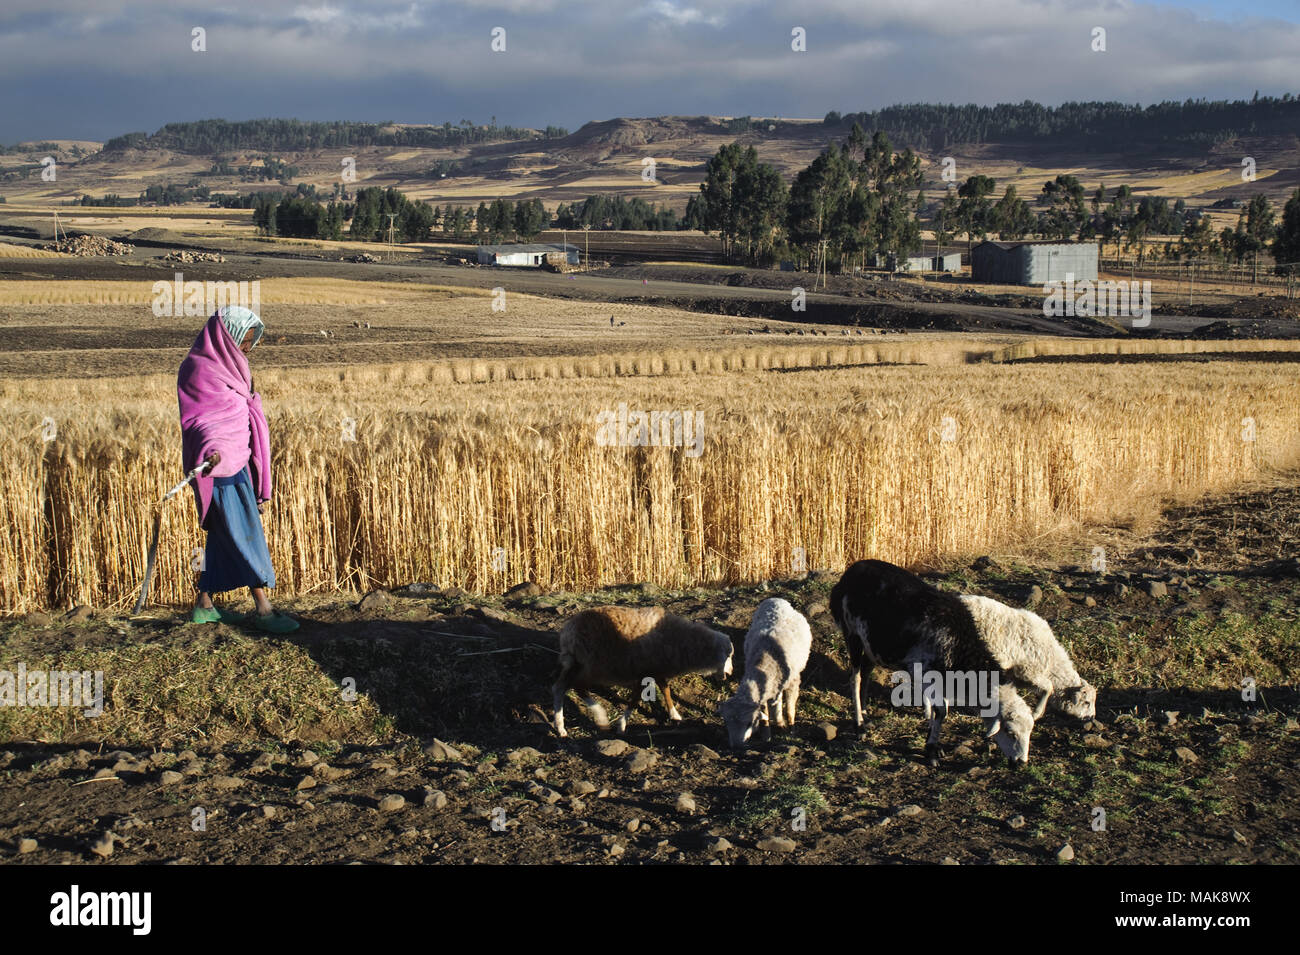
720;597;812;748
552;605;734;738
959;594;1097;721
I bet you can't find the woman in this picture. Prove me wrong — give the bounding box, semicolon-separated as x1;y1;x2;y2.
177;305;298;633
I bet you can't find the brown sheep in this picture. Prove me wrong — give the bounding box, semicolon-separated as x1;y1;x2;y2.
552;605;734;737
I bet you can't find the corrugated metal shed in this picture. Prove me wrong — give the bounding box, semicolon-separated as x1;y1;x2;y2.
971;241;1098;284
477;243;580;266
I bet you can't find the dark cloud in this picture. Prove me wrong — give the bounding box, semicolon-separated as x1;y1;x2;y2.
1;0;1296;142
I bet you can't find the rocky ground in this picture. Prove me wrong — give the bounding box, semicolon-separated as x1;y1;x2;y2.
1;479;1298;865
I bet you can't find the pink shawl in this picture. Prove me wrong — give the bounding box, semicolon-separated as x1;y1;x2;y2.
177;313;272;526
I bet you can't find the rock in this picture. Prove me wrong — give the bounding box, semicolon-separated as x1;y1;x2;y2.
17;838;37;854
1056;843;1075;862
504;581;542;600
633;581;664;596
1232;829;1249;846
1024;585;1043;609
295;750;320;768
159;770;184;786
676;793;697;814
295;775;318;791
941;856;959;865
260;805;277;820
378;794;406;812
607;842;625;857
1083;596;1097;608
423;789;449;810
250;752;275;772
212;775;245;790
704;836;733;854
405;582;437;596
424;739;462;761
625;750;658;774
93;767;117;780
312;764;348;782
895;804;924;818
1163;711;1179;727
528;783;562;805
757;836;797;853
1144;580;1168;598
565;779;597;796
65;604;94;621
595;739;630;758
24;611;52;626
1008;814;1026;830
816;722;837;742
1082;734;1111;749
972;556;1001;572
90;832;115;859
688;744;719;760
357;589;391;612
804;600;829;618
1174;746;1199;764
506;747;543;763
1111;583;1129;598
625;818;641;832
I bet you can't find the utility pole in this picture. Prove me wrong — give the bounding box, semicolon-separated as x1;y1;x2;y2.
583;223;591;271
385;213;397;256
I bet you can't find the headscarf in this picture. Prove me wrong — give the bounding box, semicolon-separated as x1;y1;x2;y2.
177;310;273;526
217;305;264;350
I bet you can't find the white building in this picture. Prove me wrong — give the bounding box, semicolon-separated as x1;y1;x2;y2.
476;243;580;267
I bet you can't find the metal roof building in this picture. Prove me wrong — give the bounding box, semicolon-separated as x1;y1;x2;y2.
970;241;1098;285
476;243;579;267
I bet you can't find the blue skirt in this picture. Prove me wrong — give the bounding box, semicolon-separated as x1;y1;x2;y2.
198;467;276;594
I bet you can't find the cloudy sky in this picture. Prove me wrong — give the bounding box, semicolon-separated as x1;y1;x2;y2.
1;0;1297;143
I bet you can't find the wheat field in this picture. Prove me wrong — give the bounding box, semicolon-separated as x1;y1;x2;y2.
2;351;1298;615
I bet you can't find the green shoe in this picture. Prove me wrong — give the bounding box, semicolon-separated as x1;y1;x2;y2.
216;608;248;624
250;611;299;634
189;606;221;624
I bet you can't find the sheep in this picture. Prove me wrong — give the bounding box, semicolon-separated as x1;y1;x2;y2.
719;597;812;748
959;594;1097;721
830;559;1031;765
552;605;734;738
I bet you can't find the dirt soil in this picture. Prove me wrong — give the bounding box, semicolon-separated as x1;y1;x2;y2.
2;479;1298;865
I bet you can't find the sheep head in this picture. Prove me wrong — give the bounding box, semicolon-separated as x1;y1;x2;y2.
719;696;761;748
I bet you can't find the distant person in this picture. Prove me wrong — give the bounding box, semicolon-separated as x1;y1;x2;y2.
177;305;297;632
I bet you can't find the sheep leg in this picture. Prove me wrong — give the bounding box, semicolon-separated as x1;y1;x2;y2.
849;667;863;727
582;693;611;731
552;667;573;737
785;678;801;726
761;702;772;741
660;681;683;722
924;706;946;768
1031;689;1051;721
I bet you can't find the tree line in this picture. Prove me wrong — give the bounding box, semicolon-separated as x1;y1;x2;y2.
686;124;1300;272
103;118;568;154
825;92;1300;152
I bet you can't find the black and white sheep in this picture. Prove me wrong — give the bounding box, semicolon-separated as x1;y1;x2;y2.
830;559;1031;765
719;597;812;748
552;605;734;738
959;594;1097;721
